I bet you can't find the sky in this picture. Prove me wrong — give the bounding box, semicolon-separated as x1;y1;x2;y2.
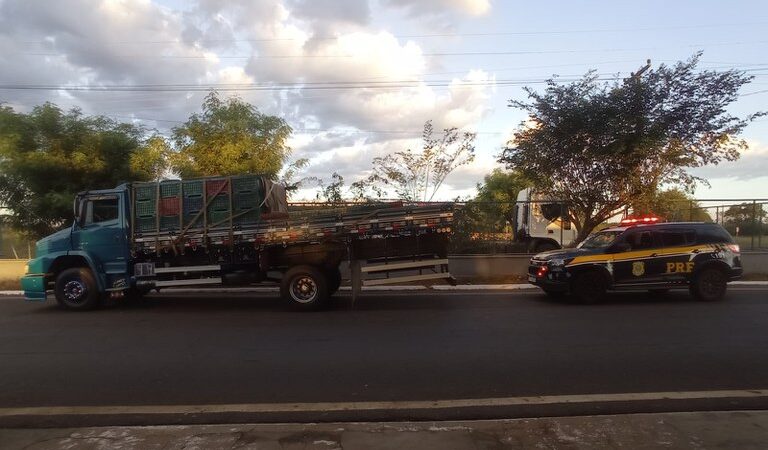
0;0;766;201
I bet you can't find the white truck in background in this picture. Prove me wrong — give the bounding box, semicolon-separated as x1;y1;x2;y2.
513;188;577;252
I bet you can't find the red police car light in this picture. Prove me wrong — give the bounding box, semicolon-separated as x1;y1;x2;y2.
621;216;660;225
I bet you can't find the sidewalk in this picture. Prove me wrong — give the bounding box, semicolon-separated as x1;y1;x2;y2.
2;411;767;449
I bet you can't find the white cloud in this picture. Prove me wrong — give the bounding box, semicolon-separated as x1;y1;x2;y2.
382;0;491;16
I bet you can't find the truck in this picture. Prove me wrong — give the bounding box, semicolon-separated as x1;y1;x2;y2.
512;188;576;252
20;175;454;311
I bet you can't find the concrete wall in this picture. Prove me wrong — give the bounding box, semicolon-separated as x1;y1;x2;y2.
447;252;768;278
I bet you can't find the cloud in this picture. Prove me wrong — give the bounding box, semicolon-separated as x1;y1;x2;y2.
689;140;768;181
382;0;491;16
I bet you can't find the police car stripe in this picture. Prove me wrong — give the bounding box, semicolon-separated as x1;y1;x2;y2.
566;245;714;267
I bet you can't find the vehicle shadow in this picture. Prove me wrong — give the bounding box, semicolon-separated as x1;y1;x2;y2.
535;289;714;306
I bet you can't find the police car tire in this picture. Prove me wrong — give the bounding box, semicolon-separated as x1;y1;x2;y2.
571;270;607;304
690;267;728;302
54;268;101;311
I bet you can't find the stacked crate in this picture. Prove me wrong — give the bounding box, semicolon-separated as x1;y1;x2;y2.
159;181;181;231
134;184;157;233
231;175;262;226
205;178;231;228
182;179;204;229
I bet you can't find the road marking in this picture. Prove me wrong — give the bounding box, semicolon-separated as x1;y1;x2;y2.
2;390;767;417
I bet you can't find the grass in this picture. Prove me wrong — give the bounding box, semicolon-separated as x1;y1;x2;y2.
0;259;27;290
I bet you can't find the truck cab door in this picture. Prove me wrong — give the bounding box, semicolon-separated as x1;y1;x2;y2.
71;194;129;290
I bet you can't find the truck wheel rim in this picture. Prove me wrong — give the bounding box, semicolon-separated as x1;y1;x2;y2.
63;280;87;303
290;276;317;303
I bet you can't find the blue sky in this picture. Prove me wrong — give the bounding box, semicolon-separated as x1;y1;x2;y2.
0;0;765;200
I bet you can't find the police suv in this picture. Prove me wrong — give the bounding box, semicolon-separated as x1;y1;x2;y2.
528;221;742;302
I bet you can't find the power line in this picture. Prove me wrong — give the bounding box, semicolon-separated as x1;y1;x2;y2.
16;21;768;45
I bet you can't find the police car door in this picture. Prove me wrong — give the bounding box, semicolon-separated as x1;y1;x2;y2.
612;229;665;286
657;227;698;283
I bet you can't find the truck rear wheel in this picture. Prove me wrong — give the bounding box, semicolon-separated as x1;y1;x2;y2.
54;268;101;311
326;267;342;296
281;265;329;310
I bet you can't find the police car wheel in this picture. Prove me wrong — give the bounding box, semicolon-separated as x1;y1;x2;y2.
690;268;727;302
571;270;607;304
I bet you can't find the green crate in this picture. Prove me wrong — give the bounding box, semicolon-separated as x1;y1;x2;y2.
208;210;230;227
234;191;260;210
135;185;156;201
160;181;181;198
135;199;156;218
136;217;156;233
183;180;203;197
160;215;181;231
232;176;260;193
208;194;230;212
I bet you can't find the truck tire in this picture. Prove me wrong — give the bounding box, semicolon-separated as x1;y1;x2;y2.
54;267;101;311
281;265;329;310
690;267;727;301
326;267;342;296
570;270;607;304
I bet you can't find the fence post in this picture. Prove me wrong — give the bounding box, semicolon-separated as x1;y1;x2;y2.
752;200;757;251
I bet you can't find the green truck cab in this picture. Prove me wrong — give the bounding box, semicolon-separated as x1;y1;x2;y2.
22;186;132;306
21;176;454;311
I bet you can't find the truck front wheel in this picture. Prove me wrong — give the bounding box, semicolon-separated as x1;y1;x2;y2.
281;265;329;310
54;268;101;311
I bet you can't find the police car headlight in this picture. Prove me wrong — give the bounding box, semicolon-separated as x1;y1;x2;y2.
549;259;565;267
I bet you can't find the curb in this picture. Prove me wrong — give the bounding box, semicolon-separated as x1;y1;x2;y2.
2;281;767;296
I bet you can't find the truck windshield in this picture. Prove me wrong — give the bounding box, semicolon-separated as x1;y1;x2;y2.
578;230;622;249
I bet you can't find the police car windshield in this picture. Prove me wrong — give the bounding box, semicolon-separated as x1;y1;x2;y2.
578;230;622;249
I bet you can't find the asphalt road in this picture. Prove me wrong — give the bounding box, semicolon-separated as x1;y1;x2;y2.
1;287;767;426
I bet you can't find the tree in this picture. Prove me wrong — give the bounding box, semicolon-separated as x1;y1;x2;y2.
130;135;171;181
630;188;711;222
473;169;529;226
722;202;766;236
170;92;292;179
356;120;476;201
316;172;345;205
499;54;762;243
0;103;148;238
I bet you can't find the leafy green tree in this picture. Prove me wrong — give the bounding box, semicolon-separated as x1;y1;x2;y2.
130;135;170;181
170;92;292;179
722;202;766;235
473;169;529;226
631;188;711;222
0;103;147;238
356;120;476;201
499;54;762;243
316;172;345;205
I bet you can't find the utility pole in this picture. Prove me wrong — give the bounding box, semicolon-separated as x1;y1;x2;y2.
625;59;652;81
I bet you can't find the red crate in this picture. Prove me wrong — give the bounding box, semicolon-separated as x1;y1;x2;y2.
206;179;229;196
160;197;180;216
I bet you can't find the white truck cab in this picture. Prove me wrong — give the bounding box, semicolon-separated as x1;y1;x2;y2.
514;188;577;252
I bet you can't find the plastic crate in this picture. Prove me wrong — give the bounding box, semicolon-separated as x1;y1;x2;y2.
208;210;230;227
160;181;181;198
232;176;260;193
234;191;260;210
160;215;181;231
135;199;156;218
183;196;204;213
206;179;229;196
183;180;203;197
183;211;202;228
160;197;180;216
136;217;156;233
135;185;156;201
208;194;230;212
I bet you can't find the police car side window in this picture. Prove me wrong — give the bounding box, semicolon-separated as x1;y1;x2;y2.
660;229;696;247
625;230;656;250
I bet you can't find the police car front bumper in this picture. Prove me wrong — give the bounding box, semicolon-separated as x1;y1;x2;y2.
527;261;569;291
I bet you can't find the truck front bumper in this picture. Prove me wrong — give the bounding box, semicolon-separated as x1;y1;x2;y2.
20;274;47;301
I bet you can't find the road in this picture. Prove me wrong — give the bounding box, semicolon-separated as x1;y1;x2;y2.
1;286;767;426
